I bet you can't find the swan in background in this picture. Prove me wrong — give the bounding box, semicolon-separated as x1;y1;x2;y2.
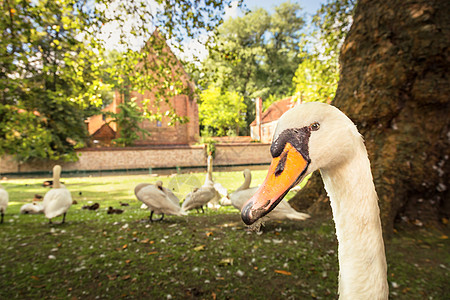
42;165;72;224
0;185;9;224
221;169;309;224
241;102;388;299
20;202;44;214
135;181;186;222
182;155;225;212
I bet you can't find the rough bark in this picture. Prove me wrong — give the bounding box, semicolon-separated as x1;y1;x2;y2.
290;0;450;235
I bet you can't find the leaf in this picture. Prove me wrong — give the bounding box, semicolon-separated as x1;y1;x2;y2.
122;275;131;280
218;258;234;266
193;245;206;251
274;269;292;276
147;251;158;255
140;238;150;244
31;275;39;280
206;232;213;237
122;244;128;249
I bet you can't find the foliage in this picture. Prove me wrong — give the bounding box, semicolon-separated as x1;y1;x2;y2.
0;0;241;162
105;98;148;147
198;2;305;134
199;85;246;136
293;0;355;103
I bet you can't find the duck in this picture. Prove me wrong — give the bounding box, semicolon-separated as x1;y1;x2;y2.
42;165;72;224
0;185;9;224
20;202;44;214
221;169;309;225
134;181;186;222
107;206;124;214
241;102;388;299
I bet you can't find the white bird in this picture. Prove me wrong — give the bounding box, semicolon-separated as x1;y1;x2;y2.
182;155;224;212
20;202;44;214
221;169;309;224
42;165;72;224
0;185;9;224
135;181;186;222
241;102;388;299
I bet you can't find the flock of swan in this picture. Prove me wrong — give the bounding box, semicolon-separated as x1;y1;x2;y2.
0;102;389;299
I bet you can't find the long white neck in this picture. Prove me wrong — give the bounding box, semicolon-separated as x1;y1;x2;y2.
204;155;213;186
53;166;62;189
320;144;388;300
235;170;251;192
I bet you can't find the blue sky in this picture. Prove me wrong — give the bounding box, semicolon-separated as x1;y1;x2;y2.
242;0;323;16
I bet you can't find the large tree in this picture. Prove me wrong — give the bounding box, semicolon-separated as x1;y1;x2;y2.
199;1;304;134
290;0;449;235
0;0;239;162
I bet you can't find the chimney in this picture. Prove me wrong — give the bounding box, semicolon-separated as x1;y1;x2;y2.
255;97;263;141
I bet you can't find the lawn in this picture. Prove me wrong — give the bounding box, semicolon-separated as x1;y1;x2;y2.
0;170;449;299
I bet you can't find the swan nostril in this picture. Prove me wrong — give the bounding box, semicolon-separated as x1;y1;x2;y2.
274;165;284;177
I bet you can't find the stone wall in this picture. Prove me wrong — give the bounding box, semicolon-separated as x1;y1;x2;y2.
0;143;271;175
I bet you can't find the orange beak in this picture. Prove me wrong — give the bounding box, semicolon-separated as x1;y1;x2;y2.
241;142;309;225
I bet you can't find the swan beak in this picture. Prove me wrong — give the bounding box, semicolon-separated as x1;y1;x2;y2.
241;142;308;225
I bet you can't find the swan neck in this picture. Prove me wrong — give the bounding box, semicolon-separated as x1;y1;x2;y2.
53;166;61;189
235;170;251;192
321;151;388;299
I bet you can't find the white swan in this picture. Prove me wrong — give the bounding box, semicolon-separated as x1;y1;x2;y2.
222;169;309;223
241;102;388;299
0;185;9;224
20;202;44;214
42;165;72;224
182;155;224;212
135;181;186;222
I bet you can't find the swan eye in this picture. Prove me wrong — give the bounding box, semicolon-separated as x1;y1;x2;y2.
309;122;320;131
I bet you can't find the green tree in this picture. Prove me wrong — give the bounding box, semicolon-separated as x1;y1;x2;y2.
199;1;304;134
199;85;246;136
0;0;240;162
293;0;355;103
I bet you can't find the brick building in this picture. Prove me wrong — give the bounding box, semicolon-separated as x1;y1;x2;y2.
86;29;199;146
250;96;301;143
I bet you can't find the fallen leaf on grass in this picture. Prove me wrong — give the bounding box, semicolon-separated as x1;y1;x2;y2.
140;238;150;244
274;270;292;276
194;245;206;251
125;259;131;264
122;275;131;281
122;244;128;249
439;235;448;240
107;274;117;281
147;251;158;255
31;275;39;280
218;258;234;266
206;232;213;237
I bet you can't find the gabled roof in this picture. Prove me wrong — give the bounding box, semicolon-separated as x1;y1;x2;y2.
250;96;297;126
92;123;116;140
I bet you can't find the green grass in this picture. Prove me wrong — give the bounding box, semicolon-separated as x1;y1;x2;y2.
0;171;449;299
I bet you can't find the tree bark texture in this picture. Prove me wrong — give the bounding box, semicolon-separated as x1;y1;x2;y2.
290;0;450;235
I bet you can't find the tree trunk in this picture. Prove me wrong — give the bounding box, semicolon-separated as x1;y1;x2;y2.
290;0;450;235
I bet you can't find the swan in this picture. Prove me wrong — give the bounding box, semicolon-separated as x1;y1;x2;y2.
241;102;388;299
42;165;72;224
221;169;309;224
134;181;186;222
20;202;44;214
182;155;225;212
0;185;9;224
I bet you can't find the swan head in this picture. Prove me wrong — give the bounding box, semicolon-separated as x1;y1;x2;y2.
241;102;362;225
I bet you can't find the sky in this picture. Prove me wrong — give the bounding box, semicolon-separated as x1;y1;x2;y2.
100;0;325;60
